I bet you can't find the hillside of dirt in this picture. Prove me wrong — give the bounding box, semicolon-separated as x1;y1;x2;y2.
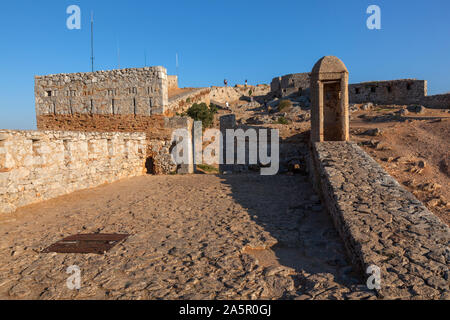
350;105;450;225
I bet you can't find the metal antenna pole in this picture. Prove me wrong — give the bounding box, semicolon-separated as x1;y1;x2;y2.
90;11;94;72
117;42;120;69
176;53;179;78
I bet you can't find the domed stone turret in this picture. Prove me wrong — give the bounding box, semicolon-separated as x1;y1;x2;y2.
311;56;348;75
310;56;350;143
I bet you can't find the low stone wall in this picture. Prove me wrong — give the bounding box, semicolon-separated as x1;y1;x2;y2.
309;141;449;299
167;88;211;115
421;93;450;109
35;114;194;175
0;130;147;214
210;85;270;103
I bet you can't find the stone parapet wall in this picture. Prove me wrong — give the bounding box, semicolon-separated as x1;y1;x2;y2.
35;67;169;117
270;73;311;98
349;79;426;105
210;85;270;105
309;141;449;299
35;114;193;175
36;114;171;140
421;93;450;109
349;79;450;108
167;88;211;115
0;130;147;214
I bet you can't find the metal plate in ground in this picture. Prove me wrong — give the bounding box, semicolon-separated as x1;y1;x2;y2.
42;234;129;254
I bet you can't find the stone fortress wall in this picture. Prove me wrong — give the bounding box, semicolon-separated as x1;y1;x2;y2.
271;73;450;108
34;67;199;177
167;88;211;116
270;73;311;98
35;67;169;121
348;79;426;105
349;79;450;108
0;130;147;214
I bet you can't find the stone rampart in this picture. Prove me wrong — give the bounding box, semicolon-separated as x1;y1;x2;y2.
35;67;169;122
349;79;450;108
0;130;147;214
270;73;310;98
35;114;193;175
349;79;426;105
309;141;449;299
167;88;211;115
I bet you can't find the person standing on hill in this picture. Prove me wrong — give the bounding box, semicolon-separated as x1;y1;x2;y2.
224;79;228;87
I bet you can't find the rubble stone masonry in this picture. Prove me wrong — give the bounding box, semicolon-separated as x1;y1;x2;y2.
35;67;169;123
348;79;450;108
349;79;427;105
270;73;311;98
167;88;211;115
35;113;193;175
0;130;147;214
310;141;449;299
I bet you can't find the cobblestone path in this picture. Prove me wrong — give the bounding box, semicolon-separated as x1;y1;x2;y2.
0;174;375;300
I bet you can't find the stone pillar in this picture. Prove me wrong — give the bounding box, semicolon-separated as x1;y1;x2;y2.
318;81;324;142
341;73;349;141
166;117;194;174
219;114;236;174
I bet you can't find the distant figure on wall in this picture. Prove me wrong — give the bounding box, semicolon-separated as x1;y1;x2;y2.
245;80;248;88
224;79;228;87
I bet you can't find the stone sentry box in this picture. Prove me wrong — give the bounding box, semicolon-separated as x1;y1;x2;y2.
310;56;349;143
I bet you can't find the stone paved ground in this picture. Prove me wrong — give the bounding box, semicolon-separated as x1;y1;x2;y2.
0;174;375;300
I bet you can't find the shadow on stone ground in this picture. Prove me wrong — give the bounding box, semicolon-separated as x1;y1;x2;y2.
0;174;376;300
219;174;376;299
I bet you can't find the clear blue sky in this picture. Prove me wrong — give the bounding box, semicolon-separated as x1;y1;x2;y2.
0;0;449;129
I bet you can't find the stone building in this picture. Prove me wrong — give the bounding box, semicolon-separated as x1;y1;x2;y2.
270;73;310;98
35;67;169;123
349;79;450;108
34;66;206;176
349;79;426;105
